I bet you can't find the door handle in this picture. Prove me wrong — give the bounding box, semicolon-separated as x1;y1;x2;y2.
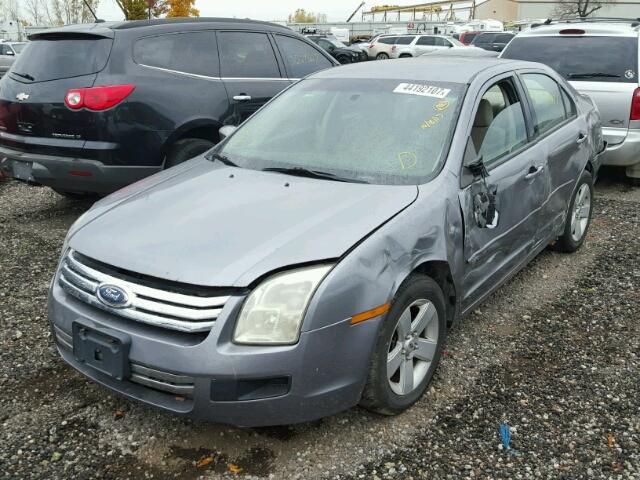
524;165;544;180
233;95;252;102
576;132;588;144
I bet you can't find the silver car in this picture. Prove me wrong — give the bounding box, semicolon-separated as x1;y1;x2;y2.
0;42;26;77
49;58;603;427
502;19;640;182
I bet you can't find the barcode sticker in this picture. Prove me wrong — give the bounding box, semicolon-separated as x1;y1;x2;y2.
393;83;451;99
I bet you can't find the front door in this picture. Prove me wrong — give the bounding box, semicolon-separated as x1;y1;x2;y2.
218;31;291;126
459;75;548;309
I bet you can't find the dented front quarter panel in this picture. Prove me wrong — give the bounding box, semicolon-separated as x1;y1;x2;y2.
303;169;465;333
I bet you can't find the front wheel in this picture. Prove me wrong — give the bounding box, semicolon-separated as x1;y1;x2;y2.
376;52;389;60
554;169;594;253
360;275;446;415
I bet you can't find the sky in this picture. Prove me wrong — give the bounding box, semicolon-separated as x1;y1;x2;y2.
96;0;362;22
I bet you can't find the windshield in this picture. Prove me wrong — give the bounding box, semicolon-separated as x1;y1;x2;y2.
218;78;465;185
326;37;347;48
502;36;639;83
10;37;112;83
12;43;26;53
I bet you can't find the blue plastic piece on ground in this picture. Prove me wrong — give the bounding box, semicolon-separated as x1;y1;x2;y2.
500;422;511;450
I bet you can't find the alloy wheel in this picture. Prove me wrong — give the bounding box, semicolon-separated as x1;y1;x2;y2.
570;183;591;242
387;299;439;396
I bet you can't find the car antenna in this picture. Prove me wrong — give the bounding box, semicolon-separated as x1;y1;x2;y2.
82;0;104;23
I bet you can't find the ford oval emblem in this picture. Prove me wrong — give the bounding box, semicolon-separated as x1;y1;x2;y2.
97;284;130;309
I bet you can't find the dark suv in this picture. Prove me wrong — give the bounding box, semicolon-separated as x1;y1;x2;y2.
471;32;515;52
0;18;337;196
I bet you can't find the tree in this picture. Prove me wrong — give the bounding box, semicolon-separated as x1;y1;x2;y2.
166;0;199;17
288;9;325;23
553;0;615;18
115;0;198;20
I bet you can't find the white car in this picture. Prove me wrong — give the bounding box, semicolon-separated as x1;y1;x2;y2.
369;35;419;60
390;35;466;59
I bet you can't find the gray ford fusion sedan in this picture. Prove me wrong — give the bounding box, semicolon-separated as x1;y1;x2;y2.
49;58;604;427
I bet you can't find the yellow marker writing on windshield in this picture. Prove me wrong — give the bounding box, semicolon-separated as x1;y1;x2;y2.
397;152;418;169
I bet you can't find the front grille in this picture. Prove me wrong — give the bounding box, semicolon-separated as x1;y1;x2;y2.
58;249;229;333
54;327;195;396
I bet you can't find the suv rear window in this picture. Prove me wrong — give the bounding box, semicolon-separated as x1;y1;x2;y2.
503;36;639;83
9;36;112;83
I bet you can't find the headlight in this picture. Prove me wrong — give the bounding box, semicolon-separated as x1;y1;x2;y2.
233;265;332;345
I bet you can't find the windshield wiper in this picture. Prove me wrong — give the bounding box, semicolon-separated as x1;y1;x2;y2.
262;166;368;184
12;72;35;81
207;152;238;167
567;72;620;79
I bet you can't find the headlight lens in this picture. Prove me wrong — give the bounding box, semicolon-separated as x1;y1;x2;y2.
233;265;332;345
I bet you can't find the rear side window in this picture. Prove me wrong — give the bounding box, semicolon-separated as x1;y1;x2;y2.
134;32;218;77
395;36;415;45
503;36;639;83
417;36;436;46
495;34;513;43
473;34;494;44
522;74;569;135
275;35;333;78
218;31;280;78
9;37;112;83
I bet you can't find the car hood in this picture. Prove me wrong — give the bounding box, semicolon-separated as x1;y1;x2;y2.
69;157;418;287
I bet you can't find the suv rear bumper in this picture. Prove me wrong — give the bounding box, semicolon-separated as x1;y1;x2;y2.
600;129;640;168
0;144;161;194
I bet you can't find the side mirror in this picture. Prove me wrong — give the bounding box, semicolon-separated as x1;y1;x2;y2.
219;125;237;141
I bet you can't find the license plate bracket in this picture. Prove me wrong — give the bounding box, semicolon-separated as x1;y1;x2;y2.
72;321;131;381
12;160;33;181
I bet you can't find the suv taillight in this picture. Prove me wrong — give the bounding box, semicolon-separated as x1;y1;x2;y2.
631;88;640;121
65;85;135;111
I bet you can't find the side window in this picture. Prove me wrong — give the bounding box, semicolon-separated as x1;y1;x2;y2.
496;34;513;43
133;32;218;77
275;35;334;78
417;36;436;46
378;38;397;45
434;37;449;47
0;44;10;55
318;39;333;50
471;79;528;166
218;31;280;79
522;73;568;136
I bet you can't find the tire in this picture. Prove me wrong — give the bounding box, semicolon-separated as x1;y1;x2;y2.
376;52;389;60
165;138;215;169
360;274;447;415
555;169;594;253
399;54;412;58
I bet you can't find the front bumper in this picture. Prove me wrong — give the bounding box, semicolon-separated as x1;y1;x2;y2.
0;144;161;194
48;275;381;427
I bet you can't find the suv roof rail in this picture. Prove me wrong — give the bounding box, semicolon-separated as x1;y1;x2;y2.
531;17;640;28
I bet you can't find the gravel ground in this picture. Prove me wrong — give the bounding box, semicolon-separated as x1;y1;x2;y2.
0;169;638;480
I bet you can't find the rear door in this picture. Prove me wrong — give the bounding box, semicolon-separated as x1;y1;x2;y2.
217;30;290;125
519;71;589;242
502;34;639;147
414;36;437;55
0;32;113;156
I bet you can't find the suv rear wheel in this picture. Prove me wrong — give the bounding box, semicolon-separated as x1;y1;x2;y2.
165;138;215;169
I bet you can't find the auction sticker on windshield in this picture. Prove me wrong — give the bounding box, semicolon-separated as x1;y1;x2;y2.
393;83;451;99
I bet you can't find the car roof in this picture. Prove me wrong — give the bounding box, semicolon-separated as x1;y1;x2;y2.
519;20;640;37
311;56;529;83
29;17;292;40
